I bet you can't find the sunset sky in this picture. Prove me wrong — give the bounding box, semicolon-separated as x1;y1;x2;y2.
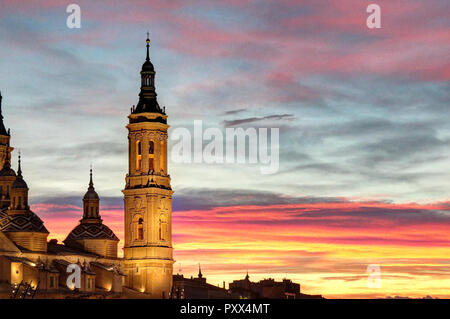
0;0;449;298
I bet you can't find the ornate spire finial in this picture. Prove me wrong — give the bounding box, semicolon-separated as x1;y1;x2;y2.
0;90;4;125
198;263;203;278
146;32;150;61
17;151;22;176
89;164;94;188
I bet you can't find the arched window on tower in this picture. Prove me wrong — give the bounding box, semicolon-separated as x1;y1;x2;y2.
137;218;144;240
160;140;164;173
148;141;155;172
159;214;168;241
136;140;142;171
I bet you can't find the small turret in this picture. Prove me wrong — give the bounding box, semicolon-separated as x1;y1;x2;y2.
64;168;119;258
82;168;100;221
9;154;29;213
0;153;49;252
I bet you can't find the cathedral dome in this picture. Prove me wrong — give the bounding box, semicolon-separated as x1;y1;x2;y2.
0;165;15;177
0;208;48;233
12;176;27;189
83;187;99;200
65;222;119;241
141;60;154;72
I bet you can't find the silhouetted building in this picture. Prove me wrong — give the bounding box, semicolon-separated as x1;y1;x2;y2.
172;266;234;299
229;273;323;299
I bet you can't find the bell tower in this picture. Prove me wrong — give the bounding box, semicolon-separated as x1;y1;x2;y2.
122;34;174;298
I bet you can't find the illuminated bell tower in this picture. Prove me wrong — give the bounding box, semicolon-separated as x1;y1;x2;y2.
122;34;174;298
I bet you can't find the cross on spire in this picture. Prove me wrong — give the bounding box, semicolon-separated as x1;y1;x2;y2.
146;32;150;61
89;164;93;188
17;150;22;176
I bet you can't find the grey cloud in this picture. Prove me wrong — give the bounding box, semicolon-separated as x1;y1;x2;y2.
223;114;295;126
224;109;246;115
27;141;126;162
173;187;343;211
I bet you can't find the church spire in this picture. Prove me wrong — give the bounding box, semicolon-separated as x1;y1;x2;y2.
146;32;150;62
11;152;28;190
89;165;94;189
82;167;100;221
0;91;3;120
17;152;22;177
131;33;163;115
0;91;9;136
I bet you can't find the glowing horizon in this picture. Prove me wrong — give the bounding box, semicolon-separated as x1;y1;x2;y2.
34;198;450;299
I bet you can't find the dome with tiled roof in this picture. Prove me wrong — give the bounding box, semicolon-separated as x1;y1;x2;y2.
65;222;119;241
0;208;48;233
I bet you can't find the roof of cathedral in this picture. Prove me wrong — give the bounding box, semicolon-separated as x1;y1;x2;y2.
0;208;49;233
64;222;119;242
47;241;102;257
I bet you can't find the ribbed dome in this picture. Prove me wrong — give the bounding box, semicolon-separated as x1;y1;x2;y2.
12;176;27;189
65;222;119;241
0;165;15;177
83;188;99;200
141;60;154;72
0;208;48;233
